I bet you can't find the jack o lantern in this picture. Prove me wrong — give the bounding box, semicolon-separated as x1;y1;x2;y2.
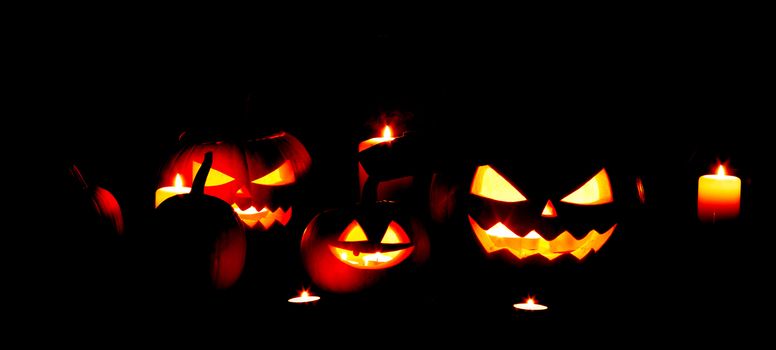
153;152;247;290
300;201;430;293
466;162;619;262
157;131;310;230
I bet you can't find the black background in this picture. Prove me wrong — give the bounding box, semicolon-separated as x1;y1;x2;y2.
32;12;770;342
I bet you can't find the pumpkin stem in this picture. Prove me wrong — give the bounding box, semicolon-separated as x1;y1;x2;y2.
191;152;213;196
68;164;89;191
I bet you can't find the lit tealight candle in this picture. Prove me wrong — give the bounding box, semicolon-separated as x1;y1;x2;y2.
698;164;741;222
358;125;395;152
288;290;321;304
358;125;397;196
513;297;548;311
154;174;191;208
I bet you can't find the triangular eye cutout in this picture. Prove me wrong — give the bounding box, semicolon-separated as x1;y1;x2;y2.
470;165;527;202
193;161;235;187
338;220;368;242
561;168;613;205
252;160;295;186
380;221;410;244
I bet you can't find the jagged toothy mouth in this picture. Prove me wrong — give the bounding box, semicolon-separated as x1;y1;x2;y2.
231;204;292;229
468;215;615;261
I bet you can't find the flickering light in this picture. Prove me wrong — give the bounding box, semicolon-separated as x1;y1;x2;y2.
155;173;191;207
288;289;321;303
514;297;548;311
698;164;741;222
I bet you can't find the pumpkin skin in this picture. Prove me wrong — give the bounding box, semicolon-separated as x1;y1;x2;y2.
157;131;310;230
153;152;247;290
65;164;124;237
300;201;430;293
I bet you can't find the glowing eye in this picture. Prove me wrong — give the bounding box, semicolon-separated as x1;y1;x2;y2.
470;165;526;202
193;161;234;187
561;168;613;205
339;220;368;242
252;160;295;186
380;221;410;244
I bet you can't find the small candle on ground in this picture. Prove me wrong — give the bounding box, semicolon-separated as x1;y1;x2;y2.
288;290;321;304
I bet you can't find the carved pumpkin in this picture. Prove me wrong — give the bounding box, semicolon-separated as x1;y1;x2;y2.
430;147;644;264
300;201;430;293
467;164;616;261
156;131;310;230
153;152;247;290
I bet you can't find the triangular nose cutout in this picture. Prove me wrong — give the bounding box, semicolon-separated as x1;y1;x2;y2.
235;187;251;198
542;200;557;218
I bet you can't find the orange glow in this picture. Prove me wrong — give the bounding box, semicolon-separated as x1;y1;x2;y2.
541;200;557;218
381;224;405;243
469;216;615;260
514;297;548;311
330;221;414;269
331;246;413;269
698;163;741;222
288;289;321;303
358;125;397;152
340;220;368;242
560;168;613;205
470;165;526;202
193;161;235;187
636;177;646;204
154;173;192;207
252;160;295;186
231;204;292;229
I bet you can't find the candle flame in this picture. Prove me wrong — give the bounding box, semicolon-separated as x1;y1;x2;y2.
174;174;183;189
514;295;548;311
288;288;320;303
382;125;392;139
716;165;726;176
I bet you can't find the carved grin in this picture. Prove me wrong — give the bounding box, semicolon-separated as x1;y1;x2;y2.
231;204;292;229
327;241;414;269
468;215;615;261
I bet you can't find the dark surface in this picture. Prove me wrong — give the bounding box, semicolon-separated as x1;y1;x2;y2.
33;17;770;342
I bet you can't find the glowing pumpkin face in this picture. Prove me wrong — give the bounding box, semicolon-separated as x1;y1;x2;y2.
329;220;414;269
467;164;617;262
301;201;429;293
157;132;310;230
